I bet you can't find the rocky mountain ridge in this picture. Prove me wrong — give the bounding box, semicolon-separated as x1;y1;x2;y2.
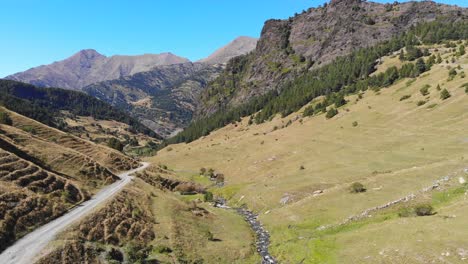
5;50;190;90
197;0;468;116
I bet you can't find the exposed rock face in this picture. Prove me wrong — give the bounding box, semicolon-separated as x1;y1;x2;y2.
5;49;189;90
83;62;223;137
197;0;467;115
199;36;258;64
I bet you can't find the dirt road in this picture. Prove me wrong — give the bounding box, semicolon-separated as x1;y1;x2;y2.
0;162;150;264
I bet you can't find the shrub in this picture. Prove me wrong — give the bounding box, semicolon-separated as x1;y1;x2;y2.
414;204;434;216
440;89;451;100
448;68;457;80
300;165;305;170
419;85;430;96
204;191;214;202
352;121;358;127
206;168;214;178
325;108;338;119
350;182;366;193
427;103;438;109
416;100;426;106
0;112;12;125
303;105;315;117
399;95;411;101
154;245;173;254
200;168;206;175
107;138;123;151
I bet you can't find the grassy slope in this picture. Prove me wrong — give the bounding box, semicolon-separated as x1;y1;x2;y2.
149;45;468;263
39;176;258;264
2;108;139;174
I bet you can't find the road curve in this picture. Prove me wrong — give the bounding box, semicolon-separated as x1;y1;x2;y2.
0;162;150;264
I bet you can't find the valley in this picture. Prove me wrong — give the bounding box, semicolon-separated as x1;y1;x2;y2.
0;0;467;263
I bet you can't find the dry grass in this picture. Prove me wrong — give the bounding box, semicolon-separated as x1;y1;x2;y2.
148;44;468;263
0;148;85;252
3;108;139;173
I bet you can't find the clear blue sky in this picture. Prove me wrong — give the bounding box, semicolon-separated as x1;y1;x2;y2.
1;0;466;77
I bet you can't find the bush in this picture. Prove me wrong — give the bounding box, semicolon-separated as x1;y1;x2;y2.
303;105;315;117
200;168;206;175
399;204;435;217
448;68;457;80
154;245;173;254
416;100;426;106
399;95;411;101
325;108;338;119
414;204;434;216
0;112;12;125
419;85;430;96
204;191;214;202
350;182;366;193
107;138;123;151
440;89;451;100
352;121;358;127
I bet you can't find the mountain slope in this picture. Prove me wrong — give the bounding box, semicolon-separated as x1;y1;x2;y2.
83;63;223;137
150;42;468;263
5;50;189;90
0;79;159;139
0;105;143;252
198;0;467;115
199;36;258;64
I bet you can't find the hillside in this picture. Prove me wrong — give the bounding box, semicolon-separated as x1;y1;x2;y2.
36;165;258;264
197;0;467;116
149;41;468;263
0;79;159;139
0;106;142;252
199;36;258;65
83;63;223;137
5;49;189;90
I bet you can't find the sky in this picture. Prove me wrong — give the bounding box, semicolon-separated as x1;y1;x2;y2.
1;0;466;77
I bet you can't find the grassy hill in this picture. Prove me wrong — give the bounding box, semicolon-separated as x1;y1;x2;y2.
0;107;142;251
148;42;468;263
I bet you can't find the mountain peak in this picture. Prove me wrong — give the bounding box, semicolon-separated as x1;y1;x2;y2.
70;49;105;61
199;36;258;64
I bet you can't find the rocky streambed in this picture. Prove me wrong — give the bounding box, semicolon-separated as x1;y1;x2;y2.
215;200;277;264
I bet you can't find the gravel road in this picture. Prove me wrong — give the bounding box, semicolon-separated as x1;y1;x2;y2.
0;162;150;264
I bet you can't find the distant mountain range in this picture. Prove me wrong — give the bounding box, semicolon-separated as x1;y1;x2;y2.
3;36;258;137
5;37;258;91
5;50;189;90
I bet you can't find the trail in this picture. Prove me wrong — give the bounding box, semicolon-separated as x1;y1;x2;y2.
0;162;150;264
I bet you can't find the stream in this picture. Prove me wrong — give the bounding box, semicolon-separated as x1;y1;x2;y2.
215;199;277;264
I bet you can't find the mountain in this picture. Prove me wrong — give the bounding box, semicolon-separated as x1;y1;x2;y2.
83;63;223;137
197;0;467;116
5;50;189;90
199;36;258;64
